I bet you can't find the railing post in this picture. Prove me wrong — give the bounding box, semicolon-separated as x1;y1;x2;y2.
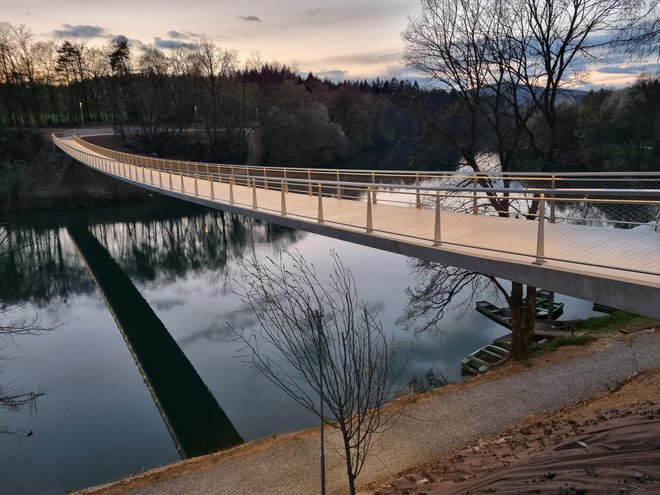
180;161;185;193
433;193;442;246
550;175;556;223
472;174;478;215
149;167;154;185
416;188;421;209
229;176;235;204
308;169;312;196
281;180;287;215
141;162;146;182
264;168;269;190
534;193;546;265
317;183;324;223
366;188;373;233
210;172;215;200
336;170;342;199
159;169;163;188
252;178;258;209
246;166;250;188
194;162;199;197
168;165;173;190
284;169;289;193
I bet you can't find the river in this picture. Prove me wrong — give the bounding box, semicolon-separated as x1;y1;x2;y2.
0;196;598;494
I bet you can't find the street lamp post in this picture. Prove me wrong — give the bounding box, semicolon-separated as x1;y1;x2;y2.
79;101;85;129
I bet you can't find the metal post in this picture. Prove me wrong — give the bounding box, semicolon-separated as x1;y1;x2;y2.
159;169;163;188
281;180;287;215
210;172;215;200
168;165;173;190
264;168;269;190
308;169;312;196
336;170;342;199
366;188;373;233
315;309;326;495
194;163;199;197
550;175;556;223
229;176;235;204
416;189;421;209
149;167;154;185
180;161;185;193
284;169;289;193
433;193;442;246
317;183;324;224
534;194;546;265
472;174;478;215
252;178;258;209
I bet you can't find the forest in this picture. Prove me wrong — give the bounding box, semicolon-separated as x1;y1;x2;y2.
1;16;659;181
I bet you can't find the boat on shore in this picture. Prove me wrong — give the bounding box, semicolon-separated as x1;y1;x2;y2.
461;344;509;376
475;292;565;329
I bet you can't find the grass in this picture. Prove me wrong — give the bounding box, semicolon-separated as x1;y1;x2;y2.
534;311;653;357
534;335;594;356
574;311;652;334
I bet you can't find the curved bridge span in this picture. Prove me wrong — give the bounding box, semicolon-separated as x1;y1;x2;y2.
53;130;660;319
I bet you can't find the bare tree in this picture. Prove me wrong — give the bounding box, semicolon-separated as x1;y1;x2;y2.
233;250;400;495
397;260;538;361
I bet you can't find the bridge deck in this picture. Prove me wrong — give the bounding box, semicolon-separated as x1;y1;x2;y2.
54;134;660;319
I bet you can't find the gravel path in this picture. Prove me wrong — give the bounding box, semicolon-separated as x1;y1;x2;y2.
89;331;660;495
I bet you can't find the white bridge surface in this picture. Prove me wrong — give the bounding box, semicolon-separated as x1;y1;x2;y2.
53;131;660;320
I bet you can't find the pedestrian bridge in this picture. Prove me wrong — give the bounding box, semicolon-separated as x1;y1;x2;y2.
52;130;660;319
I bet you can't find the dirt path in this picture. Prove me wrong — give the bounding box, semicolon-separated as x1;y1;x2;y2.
75;329;660;495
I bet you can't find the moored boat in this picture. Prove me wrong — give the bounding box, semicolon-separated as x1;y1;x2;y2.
461;344;509;376
475;292;564;329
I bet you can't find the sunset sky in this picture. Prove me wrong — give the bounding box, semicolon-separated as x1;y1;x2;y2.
3;0;657;86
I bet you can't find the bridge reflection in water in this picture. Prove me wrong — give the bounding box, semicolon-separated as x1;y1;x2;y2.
68;224;243;458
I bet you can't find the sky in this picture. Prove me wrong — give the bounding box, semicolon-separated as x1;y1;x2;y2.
3;0;658;85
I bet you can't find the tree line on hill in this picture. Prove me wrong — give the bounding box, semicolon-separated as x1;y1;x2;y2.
0;19;659;174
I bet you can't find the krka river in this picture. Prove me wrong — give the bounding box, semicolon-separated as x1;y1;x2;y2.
0;196;598;494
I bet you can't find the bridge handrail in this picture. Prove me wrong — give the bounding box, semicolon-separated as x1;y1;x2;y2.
56;133;660;199
56;130;660;181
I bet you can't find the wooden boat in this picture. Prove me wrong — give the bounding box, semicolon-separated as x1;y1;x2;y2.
535;298;565;320
461;344;509;376
475;294;564;329
475;301;512;328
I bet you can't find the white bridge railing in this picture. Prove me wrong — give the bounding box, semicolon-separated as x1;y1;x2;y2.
52;131;660;280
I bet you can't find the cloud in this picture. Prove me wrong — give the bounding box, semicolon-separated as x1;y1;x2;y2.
52;24;110;39
167;30;189;40
238;15;262;22
313;52;402;67
154;37;195;49
596;64;659;74
166;30;201;40
314;69;348;81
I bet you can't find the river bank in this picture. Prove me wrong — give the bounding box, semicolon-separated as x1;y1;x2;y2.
1;129;148;214
73;321;659;495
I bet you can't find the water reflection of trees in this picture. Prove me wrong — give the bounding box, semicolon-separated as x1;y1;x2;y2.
0;208;305;306
1;224;49;433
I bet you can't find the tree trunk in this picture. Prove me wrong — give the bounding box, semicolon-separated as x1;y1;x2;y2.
342;431;356;495
508;283;536;361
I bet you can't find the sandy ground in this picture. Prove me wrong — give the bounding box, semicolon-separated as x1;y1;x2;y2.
370;368;660;494
73;325;660;495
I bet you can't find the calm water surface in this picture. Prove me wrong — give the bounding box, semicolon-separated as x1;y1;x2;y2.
0;197;598;494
